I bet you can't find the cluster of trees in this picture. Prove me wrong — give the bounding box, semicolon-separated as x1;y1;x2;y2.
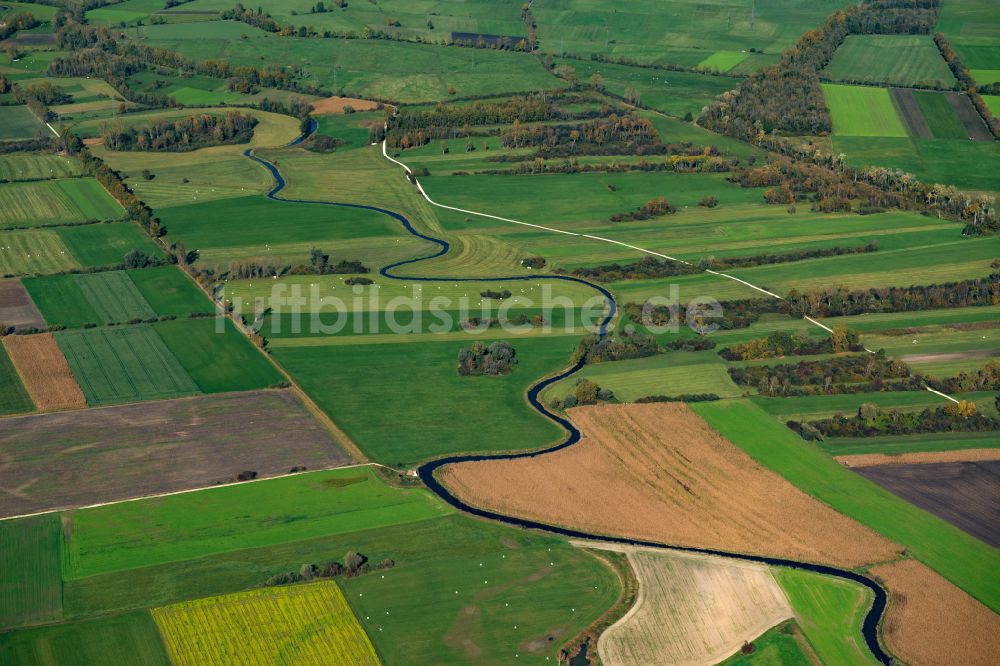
460;313;546;330
101;111;258;151
220;4;283;33
566;255;696;282
785;265;1000;317
457;341;517;376
227;258;278;279
552;378;614;409
608;196;677;223
0;12;39;40
788;399;996;440
928;360;1000;394
480;288;512;300
500;114;660;156
477;151;735;177
664;336;716;352
845;0;941;35
263;551;394;587
704;242;879;271
290;249;369;275
622;298;786;332
344;276;373;285
635;393;721;403
8;81;73;121
729;353;919;396
573;330;659;364
304;135;344;153
719;326;861;361
521;256;546;269
934;32;999;139
386;95;559;145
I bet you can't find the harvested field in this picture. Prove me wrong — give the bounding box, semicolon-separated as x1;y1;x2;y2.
890;88;932;139
2;333;85;412
311;96;379;115
0;389;351;518
440;403;900;569
870;559;1000;666
586;543;791;666
838;448;1000;468
855;461;1000;547
153;581;380;666
0;279;45;331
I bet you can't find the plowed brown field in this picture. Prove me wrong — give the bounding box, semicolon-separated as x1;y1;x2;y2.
310;96;379;114
870;559;1000;666
2;333;84;411
838;448;1000;467
440;403;899;568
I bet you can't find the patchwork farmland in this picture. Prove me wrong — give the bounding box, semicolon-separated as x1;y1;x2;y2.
1;0;998;664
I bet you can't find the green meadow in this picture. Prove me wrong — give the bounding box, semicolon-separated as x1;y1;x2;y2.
0;229;78;276
914;91;969;140
57;326;199;405
0;106;46;141
823;84;908;137
775;568;877;666
0;343;33;415
55;223;162;268
823;35;956;88
273;335;576;466
0;515;63;629
153;317;282;393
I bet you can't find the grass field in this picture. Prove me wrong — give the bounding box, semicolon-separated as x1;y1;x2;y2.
136;21;564;102
544;350;742;402
0;611;171;666
55;223;161;268
552;58;741;118
821;431;1000;457
717;621;812;665
0;179;122;229
22;274;101;328
0;341;34;415
62;466;450;579
775;568;876;666
56;325;199;405
823;84;909;137
127;266;213;317
153;582;380;666
273;335;573;466
834;136;1000;192
698;50;749;72
75;271;157;324
913;91;970;140
0;105;46;141
0;229;79;276
0;515;62;629
154;317;282;393
823;35;956;88
0;153;83;182
158;193;408;268
693;400;1000;613
985;94;1000;115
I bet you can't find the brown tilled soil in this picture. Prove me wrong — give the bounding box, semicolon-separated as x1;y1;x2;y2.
2;333;84;411
855;460;1000;547
0;389;352;517
0;279;46;331
891;88;932;139
870;559;1000;666
946;91;994;141
838;447;1000;468
440;403;900;569
310;96;379;115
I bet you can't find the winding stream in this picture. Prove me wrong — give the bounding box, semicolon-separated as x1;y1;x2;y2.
244;144;892;665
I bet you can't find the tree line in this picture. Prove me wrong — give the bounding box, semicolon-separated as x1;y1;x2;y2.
788;400;997;440
728;353;922;397
100;111;258;151
719;326;862;361
573;330;659;364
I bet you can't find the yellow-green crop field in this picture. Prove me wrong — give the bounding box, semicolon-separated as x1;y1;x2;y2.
152;581;381;666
